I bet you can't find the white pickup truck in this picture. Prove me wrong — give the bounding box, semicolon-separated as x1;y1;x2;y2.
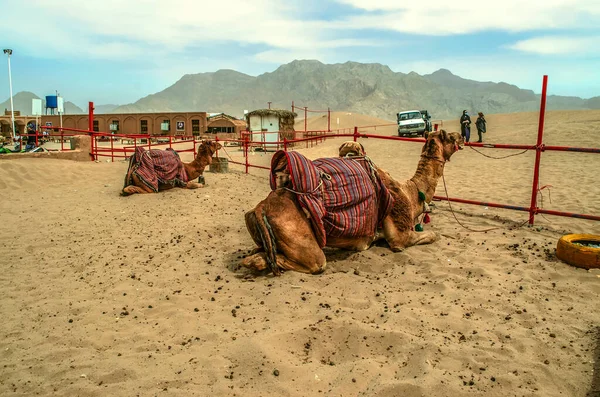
397;109;431;137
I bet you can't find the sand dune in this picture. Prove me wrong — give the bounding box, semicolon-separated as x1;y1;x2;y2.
0;109;599;396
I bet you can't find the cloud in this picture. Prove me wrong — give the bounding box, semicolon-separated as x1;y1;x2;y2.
0;0;344;61
507;36;600;55
332;0;600;35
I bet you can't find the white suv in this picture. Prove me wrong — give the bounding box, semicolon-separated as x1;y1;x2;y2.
397;110;427;137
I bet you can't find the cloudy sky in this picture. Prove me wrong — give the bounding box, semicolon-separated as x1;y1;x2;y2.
1;0;599;108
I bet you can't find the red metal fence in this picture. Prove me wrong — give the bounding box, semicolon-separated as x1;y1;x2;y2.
13;77;600;225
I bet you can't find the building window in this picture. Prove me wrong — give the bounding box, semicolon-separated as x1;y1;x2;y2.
192;119;200;132
93;120;99;132
207;126;234;133
161;119;170;132
140;120;148;133
110;120;119;131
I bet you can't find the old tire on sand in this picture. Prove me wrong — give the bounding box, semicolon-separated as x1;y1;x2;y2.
556;234;600;270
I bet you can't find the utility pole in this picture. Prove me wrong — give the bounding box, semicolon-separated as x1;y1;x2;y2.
267;101;272;109
3;49;15;140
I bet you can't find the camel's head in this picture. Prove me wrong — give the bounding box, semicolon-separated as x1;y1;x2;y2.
422;129;464;162
338;141;366;157
197;140;223;159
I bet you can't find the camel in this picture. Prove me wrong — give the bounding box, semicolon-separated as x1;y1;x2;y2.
122;140;222;195
241;130;464;275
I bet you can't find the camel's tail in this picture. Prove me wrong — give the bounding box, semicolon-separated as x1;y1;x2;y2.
255;206;280;276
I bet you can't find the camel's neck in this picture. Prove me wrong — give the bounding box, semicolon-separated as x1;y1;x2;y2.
184;152;212;180
410;156;445;203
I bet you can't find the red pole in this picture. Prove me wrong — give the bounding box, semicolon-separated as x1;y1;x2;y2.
328;108;331;132
88;101;94;133
244;132;249;174
283;137;288;152
353;126;358;142
111;136;114;162
304;107;307;132
528;75;548;225
88;101;95;160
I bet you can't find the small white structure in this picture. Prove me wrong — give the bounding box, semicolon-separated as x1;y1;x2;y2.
245;109;297;151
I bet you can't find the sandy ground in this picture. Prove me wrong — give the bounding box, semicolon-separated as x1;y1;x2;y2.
0;109;599;397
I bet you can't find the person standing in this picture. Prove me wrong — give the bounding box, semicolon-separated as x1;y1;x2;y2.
475;112;487;143
460;110;471;142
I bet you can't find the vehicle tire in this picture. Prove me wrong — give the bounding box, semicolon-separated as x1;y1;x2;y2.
556;234;600;269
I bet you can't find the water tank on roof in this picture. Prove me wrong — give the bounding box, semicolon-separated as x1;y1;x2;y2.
46;95;58;108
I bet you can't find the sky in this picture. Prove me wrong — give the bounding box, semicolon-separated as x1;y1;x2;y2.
1;0;599;109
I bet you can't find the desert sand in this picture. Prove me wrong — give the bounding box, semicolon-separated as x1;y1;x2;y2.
0;109;599;397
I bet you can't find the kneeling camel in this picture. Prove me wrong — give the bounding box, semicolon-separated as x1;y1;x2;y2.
241;130;464;275
122;140;222;195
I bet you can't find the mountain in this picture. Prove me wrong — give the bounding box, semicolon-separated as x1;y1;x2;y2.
93;104;120;114
5;61;598;120
111;60;598;119
0;91;84;115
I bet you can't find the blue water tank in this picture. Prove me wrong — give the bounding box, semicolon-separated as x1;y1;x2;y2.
46;95;58;108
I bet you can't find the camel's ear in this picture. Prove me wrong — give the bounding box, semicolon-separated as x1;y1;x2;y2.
439;129;448;142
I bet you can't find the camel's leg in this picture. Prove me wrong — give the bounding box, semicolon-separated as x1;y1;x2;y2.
122;174;155;195
185;181;205;189
382;217;437;252
241;191;326;275
326;235;376;251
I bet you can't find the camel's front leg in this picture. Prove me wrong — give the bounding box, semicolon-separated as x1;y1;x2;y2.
185;181;205;189
382;217;437;252
122;174;155;195
241;191;326;275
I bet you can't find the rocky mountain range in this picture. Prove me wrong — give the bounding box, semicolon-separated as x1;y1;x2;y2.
3;61;599;120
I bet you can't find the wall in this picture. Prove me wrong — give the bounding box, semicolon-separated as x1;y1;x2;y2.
0;135;92;161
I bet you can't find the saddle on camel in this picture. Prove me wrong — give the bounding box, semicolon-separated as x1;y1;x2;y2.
241;130;464;275
122;140;222;195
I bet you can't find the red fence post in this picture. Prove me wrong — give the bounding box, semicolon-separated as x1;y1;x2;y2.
244;132;249;174
111;136;114;162
283;137;288;152
528;75;548;225
328;108;331;132
304;107;308;132
353;126;358;142
88;101;95;160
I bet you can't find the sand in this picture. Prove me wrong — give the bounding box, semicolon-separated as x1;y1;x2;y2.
0;109;599;397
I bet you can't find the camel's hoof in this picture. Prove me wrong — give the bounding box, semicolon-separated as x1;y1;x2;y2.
241;254;268;271
121;188;133;196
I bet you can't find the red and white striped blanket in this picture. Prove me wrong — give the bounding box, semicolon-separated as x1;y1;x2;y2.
124;147;188;192
270;151;394;248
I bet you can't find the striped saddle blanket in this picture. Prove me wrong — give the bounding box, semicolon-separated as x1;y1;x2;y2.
270;151;394;248
124;147;188;192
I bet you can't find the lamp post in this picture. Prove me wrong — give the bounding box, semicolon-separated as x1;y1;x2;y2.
3;49;16;140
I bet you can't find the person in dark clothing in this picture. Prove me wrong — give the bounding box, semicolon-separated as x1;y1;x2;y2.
475;112;487;143
26;122;37;151
460;110;471;142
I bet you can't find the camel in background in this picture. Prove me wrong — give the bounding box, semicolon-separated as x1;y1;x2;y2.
241;130;464;275
122;140;222;195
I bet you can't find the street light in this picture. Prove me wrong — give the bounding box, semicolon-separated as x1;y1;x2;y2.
3;49;16;140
